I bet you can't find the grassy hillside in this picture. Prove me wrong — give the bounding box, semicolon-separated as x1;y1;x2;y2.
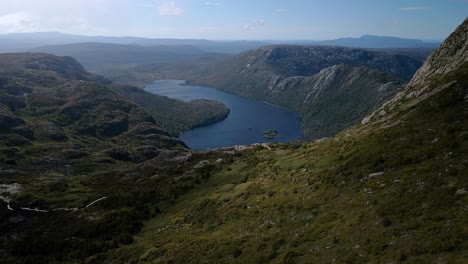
95;60;467;263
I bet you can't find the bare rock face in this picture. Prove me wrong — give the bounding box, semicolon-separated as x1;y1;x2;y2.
408;19;468;89
360;18;468;127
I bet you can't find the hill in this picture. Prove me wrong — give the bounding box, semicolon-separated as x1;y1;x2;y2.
0;53;186;163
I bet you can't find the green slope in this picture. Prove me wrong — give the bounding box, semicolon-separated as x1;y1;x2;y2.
92;19;466;263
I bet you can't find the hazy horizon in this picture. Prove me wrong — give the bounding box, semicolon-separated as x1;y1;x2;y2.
0;0;466;41
0;30;446;42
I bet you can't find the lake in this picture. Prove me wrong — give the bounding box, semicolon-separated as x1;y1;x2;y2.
145;80;303;150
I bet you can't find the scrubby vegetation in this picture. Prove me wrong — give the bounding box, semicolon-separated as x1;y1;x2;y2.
112;85;230;136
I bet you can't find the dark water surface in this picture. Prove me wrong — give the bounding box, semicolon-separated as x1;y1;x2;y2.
145;80;303;150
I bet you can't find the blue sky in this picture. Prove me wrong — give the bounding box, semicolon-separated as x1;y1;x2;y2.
0;0;466;40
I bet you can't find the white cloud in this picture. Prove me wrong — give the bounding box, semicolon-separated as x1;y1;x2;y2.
158;1;184;16
0;12;36;33
0;0;117;35
399;7;431;11
205;2;222;6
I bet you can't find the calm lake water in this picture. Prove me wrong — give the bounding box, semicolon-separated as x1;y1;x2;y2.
145;80;303;150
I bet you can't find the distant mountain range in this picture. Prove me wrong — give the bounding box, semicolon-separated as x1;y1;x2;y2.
315;35;441;49
0;32;269;54
29;42;211;72
0;32;440;54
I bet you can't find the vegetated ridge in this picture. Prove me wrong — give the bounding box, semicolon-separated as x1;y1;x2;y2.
112;85;230;136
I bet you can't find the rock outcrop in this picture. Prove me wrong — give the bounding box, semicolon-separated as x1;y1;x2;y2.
360;18;468;128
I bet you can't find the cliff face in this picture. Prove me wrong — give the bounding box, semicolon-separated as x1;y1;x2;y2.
292;65;403;138
408;19;467;88
360;18;468;128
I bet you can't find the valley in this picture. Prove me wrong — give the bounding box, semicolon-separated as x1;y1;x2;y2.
98;46;432;141
0;4;466;263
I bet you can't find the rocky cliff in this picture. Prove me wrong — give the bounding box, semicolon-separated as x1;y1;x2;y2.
360;18;468;128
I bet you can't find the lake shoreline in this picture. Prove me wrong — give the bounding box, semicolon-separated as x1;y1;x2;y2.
145;79;304;150
184;79;306;136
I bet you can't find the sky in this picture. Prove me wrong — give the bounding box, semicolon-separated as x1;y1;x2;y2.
0;0;467;41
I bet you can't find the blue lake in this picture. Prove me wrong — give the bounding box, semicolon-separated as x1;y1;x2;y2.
145;80;303;150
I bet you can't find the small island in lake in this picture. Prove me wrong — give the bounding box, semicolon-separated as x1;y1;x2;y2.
263;129;279;139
